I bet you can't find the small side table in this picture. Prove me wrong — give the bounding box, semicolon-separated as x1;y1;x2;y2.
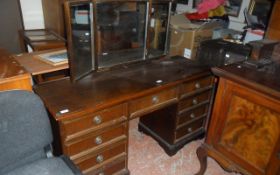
19;29;66;52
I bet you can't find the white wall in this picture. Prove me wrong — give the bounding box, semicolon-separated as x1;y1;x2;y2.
20;0;44;29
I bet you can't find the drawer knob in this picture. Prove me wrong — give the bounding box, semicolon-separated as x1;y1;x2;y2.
95;136;103;145
188;128;193;133
152;96;159;104
93;115;102;125
96;155;104;163
192;98;198;105
98;172;104;175
190;113;195;119
195;82;201;89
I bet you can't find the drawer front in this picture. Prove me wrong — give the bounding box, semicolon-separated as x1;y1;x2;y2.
75;142;126;173
62;104;126;138
175;118;205;140
86;159;126;175
177;104;208;126
180;76;213;97
178;90;211;111
65;124;127;157
129;87;177;118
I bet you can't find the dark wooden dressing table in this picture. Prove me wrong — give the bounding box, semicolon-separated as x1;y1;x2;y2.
34;56;215;174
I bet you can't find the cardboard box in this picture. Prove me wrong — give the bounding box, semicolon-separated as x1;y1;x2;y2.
169;15;222;59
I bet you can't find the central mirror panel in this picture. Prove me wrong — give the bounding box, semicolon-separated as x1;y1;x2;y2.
96;1;148;68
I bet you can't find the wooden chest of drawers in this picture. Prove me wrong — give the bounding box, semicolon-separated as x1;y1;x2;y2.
138;75;215;156
59;104;128;174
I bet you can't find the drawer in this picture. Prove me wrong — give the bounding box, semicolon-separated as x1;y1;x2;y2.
129;87;177;118
75;142;126;173
175;118;205;140
65;124;127;157
177;104;208;126
178;90;211;111
61;104;127;139
180;76;213;97
87;158;126;175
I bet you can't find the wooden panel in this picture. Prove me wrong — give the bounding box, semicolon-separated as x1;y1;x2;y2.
178;90;211;111
65;124;127;157
180;76;214;97
42;0;65;37
177;104;208;126
61;104;126;140
175;117;204;140
74;142;126;173
86;157;126;175
219;95;280;171
129;87;178;118
266;0;280;40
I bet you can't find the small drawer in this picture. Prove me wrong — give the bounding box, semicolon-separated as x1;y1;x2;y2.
61;104;126;138
180;76;213;97
75;142;126;173
65;124;127;157
129;87;177;118
177;104;208;126
178;90;211;111
175;118;205;140
88;159;126;175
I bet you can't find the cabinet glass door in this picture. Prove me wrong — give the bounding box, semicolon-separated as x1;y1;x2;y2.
96;1;148;68
66;1;94;81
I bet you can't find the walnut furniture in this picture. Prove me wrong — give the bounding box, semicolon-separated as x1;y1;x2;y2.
0;48;32;91
34;57;215;175
196;62;280;175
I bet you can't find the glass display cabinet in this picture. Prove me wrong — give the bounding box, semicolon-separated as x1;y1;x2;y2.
64;0;173;81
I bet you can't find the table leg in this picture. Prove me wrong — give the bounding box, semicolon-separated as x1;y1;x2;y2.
195;145;208;175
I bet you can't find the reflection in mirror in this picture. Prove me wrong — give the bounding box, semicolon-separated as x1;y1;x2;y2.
148;2;170;58
69;2;94;81
96;1;148;68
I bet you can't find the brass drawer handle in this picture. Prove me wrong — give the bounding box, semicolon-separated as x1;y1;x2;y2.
190;113;195;119
188;127;193;133
96;155;104;163
152;96;159;104
195;82;201;89
192;98;198;105
93;115;102;125
95;136;103;145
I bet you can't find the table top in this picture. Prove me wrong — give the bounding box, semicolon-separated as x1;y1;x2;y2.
212;61;280;99
34;56;212;120
0;48;29;80
14;49;69;76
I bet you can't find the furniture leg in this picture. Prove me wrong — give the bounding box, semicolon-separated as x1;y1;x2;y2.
195;145;208;175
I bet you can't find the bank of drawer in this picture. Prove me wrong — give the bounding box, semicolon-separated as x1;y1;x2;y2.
129;87;177;118
175;118;205;140
65;124;127;157
178;90;211;111
180;76;213;97
177;104;208;126
74;142;126;173
87;158;126;175
61;104;126;138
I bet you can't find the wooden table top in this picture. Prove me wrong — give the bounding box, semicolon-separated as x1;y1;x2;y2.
34;56;212;120
14;49;69;76
212;61;280;99
0;48;29;80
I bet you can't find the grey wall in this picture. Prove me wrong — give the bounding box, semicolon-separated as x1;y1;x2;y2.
0;0;24;54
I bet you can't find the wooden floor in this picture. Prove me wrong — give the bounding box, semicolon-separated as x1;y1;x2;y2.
128;118;241;175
